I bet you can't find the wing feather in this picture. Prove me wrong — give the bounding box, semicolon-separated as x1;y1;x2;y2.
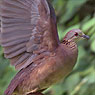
0;0;59;70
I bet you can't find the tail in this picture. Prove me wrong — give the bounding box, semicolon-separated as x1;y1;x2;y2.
4;69;27;95
4;64;34;95
4;76;22;95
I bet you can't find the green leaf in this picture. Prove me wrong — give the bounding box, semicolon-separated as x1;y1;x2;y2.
91;40;95;52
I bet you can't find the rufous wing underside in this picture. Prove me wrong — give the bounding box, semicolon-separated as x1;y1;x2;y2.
0;0;59;70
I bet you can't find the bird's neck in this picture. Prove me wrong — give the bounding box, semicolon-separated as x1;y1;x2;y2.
56;40;78;69
62;40;78;66
62;40;78;53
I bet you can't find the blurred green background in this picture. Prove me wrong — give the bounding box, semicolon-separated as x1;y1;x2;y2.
0;0;95;95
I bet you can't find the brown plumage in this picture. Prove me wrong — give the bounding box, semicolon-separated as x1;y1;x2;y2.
0;0;89;95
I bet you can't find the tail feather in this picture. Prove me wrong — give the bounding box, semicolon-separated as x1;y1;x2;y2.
4;69;27;95
4;64;34;95
4;76;22;95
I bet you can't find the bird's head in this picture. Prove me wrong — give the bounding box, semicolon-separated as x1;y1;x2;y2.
63;29;89;43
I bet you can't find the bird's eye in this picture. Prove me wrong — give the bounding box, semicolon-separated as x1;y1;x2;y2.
75;33;78;36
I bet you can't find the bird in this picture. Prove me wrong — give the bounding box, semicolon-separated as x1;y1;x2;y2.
0;0;89;95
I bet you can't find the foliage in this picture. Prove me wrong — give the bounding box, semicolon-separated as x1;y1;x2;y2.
0;0;95;95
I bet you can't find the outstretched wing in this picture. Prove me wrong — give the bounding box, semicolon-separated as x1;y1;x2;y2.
0;0;59;70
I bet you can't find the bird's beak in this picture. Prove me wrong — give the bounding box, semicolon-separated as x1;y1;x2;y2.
81;35;89;39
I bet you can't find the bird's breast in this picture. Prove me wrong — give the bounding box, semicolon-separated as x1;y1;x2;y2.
17;43;78;93
38;43;78;89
